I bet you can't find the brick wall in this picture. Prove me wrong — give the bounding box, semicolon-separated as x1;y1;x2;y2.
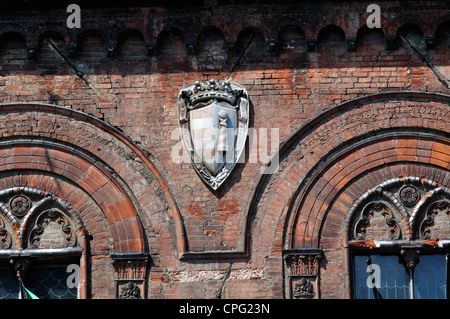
0;1;449;298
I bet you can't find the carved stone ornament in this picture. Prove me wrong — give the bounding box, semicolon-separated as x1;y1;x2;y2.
28;209;77;248
112;255;148;299
0;218;11;249
0;187;83;250
119;282;141;299
113;259;147;280
353;202;402;240
288;255;321;276
348;177;450;242
399;185;419;206
293;277;314;298
284;250;321;299
419;200;450;239
178;79;249;190
9;195;31;217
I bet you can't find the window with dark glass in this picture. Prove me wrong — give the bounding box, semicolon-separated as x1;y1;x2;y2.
353;252;448;299
0;260;79;299
0;187;86;299
25;262;79;299
0;266;19;299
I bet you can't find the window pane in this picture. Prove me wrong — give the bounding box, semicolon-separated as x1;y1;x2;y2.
414;255;447;299
24;264;78;299
0;268;19;299
354;255;371;299
354;255;410;299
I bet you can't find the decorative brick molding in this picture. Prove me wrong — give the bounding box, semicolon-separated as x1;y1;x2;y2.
257;93;450;298
283;97;450;249
0;104;159;254
252;92;450;264
0;2;448;59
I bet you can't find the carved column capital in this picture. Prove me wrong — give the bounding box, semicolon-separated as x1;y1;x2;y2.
112;259;148;280
283;249;322;276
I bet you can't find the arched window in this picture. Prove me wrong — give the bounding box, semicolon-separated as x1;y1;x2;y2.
0;187;87;299
347;177;449;299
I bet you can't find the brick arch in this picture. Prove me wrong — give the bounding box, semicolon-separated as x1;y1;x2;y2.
234;23;268;42
0;139;143;253
317;24;346;42
0;170;110;250
196;26;228;70
282;93;450;250
277;25;307;55
0;30;26;43
435;20;450;44
114;28;146;47
246;91;450;267
0;103;186;257
390;18;426;36
316;24;347;57
235;26;266;59
157;27;185;56
290;132;450;249
356;25;385;45
319;159;450;298
115;28;147;57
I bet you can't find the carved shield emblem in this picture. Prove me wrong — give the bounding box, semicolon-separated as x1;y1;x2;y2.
177;80;249;190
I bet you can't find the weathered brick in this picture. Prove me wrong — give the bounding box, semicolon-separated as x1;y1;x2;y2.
0;0;448;300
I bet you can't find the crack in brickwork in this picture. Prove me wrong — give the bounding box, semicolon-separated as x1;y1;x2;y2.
398;31;450;89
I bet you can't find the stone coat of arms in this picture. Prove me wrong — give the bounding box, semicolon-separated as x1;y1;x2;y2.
177;79;249;190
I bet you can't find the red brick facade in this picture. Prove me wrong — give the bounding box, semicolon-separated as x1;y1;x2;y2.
0;1;449;299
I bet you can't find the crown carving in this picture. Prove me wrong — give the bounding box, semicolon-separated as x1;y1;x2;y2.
182;79;241;105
